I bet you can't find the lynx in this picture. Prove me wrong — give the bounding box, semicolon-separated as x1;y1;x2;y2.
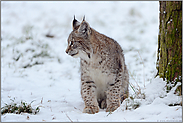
65;16;129;114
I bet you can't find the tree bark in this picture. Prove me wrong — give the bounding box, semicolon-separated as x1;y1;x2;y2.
156;1;182;92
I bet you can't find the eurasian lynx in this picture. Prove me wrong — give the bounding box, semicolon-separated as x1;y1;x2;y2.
66;16;129;114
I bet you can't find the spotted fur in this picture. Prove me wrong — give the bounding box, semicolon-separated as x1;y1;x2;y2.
66;16;129;114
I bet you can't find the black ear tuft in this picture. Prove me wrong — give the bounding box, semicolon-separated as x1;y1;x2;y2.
72;15;80;30
82;15;85;21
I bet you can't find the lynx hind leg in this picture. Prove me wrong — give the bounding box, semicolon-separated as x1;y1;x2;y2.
106;81;121;112
81;81;99;114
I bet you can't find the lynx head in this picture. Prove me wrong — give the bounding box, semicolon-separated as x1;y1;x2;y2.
65;16;93;60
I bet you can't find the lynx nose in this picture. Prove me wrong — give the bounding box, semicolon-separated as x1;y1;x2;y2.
65;49;69;54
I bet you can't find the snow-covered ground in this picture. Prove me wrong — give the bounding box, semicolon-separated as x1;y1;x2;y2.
1;1;182;122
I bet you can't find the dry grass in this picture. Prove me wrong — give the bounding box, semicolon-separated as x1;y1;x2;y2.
1;99;40;115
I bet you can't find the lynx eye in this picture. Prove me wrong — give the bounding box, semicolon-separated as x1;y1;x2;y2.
69;41;74;46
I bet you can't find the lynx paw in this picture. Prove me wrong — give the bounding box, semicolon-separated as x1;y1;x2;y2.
106;105;119;112
83;106;99;114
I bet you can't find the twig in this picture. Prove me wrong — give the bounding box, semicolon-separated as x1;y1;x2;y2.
129;83;136;94
74;106;82;112
41;97;43;104
65;113;73;122
124;118;127;122
128;70;141;89
106;111;112;116
137;50;145;88
128;69;143;99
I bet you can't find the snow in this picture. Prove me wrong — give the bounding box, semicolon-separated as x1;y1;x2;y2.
1;1;182;122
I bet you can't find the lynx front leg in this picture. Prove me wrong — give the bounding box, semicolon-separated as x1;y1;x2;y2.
106;80;122;112
81;81;99;114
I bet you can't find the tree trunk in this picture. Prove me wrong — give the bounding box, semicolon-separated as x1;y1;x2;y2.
156;1;182;93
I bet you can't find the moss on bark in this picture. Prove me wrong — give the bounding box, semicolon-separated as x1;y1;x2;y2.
157;1;182;92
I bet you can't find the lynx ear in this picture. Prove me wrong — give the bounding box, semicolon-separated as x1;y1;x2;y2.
72;15;80;30
82;15;85;21
78;21;90;35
